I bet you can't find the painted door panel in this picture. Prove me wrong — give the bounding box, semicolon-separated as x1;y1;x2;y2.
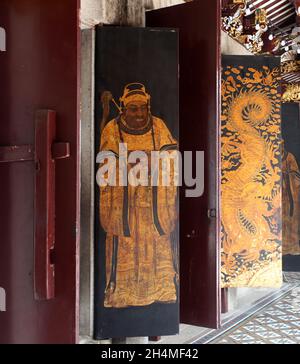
147;0;222;328
94;27;180;339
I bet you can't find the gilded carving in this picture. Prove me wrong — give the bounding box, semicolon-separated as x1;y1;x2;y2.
282;84;300;103
281;60;300;75
222;2;246;39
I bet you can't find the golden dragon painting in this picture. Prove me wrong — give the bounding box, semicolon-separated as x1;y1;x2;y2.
221;63;282;288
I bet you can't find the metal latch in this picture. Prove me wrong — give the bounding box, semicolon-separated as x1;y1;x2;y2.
208;208;217;219
0;110;70;300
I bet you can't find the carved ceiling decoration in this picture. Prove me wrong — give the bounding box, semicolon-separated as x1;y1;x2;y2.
222;0;298;55
222;0;300;94
281;60;300;84
282;59;300;72
282;83;300;102
248;0;295;27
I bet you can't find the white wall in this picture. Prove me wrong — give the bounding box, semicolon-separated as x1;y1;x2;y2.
80;0;185;28
221;30;252;55
80;0;129;28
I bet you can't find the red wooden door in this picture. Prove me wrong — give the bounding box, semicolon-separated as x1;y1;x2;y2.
147;0;222;328
0;0;80;343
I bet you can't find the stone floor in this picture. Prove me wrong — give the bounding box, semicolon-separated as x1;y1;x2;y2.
154;281;298;344
210;283;300;344
80;272;300;344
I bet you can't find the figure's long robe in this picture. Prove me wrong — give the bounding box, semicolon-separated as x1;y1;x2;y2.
282;151;300;256
99;116;178;308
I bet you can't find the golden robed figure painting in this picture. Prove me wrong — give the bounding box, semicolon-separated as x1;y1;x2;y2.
282;146;300;256
99;83;179;308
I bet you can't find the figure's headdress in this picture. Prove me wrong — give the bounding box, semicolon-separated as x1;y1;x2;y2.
120;83;151;108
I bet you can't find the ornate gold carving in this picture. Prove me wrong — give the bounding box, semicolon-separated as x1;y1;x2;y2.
223;5;270;54
281;60;300;75
241;8;268;54
222;2;246;39
255;8;267;27
241;25;268;54
282;83;300;103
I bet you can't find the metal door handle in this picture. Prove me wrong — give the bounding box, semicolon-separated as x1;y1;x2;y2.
34;110;70;300
0;110;70;300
